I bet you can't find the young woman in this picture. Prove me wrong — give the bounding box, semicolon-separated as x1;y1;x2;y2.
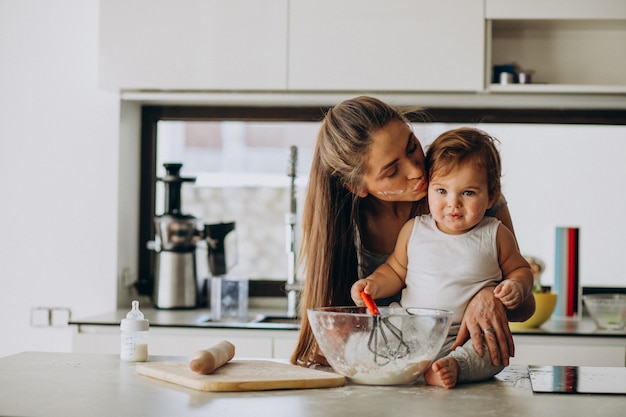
291;96;535;369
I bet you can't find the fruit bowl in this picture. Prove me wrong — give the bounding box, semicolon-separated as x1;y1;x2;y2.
583;294;626;330
509;292;557;330
307;306;453;385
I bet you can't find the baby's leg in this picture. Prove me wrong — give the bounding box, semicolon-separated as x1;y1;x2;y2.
424;356;460;389
450;339;505;384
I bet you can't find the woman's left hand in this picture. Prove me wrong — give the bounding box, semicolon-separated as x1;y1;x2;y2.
452;286;513;366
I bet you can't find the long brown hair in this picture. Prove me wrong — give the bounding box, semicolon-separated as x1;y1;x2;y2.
291;96;422;366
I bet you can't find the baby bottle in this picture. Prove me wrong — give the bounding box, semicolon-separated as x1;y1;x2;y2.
120;300;149;362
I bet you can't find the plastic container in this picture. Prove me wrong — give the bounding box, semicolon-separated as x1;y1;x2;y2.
120;300;149;362
210;276;248;322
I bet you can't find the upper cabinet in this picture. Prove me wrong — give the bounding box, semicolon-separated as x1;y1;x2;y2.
288;0;485;92
485;0;626;93
98;0;288;91
98;0;626;97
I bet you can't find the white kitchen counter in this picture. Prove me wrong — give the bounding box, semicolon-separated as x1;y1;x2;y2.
69;306;302;359
0;352;624;417
70;309;626;365
508;317;626;366
69;306;300;330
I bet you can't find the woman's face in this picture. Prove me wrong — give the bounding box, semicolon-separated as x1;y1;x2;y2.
361;120;428;202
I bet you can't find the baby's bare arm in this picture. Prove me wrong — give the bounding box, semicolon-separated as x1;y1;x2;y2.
351;264;405;306
350;219;413;306
494;225;534;310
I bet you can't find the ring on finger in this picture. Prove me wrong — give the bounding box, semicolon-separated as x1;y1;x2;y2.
482;328;496;335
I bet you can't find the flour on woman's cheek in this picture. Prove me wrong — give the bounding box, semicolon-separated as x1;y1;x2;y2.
376;189;406;198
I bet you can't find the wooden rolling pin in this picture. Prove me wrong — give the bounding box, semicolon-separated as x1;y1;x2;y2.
189;340;236;374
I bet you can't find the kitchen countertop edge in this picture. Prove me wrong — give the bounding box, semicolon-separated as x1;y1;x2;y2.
69;308;626;337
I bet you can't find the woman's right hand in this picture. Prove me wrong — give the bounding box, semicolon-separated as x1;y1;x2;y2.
452;286;514;366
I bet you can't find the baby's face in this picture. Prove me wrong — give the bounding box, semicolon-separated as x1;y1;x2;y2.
427;163;494;235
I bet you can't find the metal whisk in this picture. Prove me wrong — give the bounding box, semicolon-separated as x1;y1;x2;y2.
361;291;410;366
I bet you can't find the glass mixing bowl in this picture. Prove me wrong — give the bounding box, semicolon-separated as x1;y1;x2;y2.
307;306;453;385
583;294;626;330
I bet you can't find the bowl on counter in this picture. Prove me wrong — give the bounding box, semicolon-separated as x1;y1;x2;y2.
307;307;453;385
583;294;626;330
509;292;557;330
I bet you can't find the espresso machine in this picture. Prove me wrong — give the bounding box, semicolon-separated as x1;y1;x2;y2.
149;163;199;309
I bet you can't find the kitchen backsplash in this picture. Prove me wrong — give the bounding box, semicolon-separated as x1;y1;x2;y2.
185;186;305;282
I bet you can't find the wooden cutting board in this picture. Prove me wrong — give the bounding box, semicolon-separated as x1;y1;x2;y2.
136;360;346;392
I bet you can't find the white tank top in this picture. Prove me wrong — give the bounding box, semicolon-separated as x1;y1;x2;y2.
400;215;503;323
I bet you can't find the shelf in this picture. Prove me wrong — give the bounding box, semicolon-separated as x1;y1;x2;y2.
486;0;626;20
488;19;626;91
488;84;626;95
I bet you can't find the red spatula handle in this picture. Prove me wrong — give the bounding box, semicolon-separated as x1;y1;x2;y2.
360;290;381;315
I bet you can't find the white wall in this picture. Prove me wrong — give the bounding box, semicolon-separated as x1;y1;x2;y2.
0;0;120;356
488;124;626;289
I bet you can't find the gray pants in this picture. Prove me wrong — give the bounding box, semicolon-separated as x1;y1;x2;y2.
434;333;505;384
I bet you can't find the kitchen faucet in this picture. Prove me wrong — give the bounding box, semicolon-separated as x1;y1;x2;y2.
285;145;301;317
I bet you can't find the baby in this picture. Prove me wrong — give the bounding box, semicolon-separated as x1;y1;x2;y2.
351;127;533;388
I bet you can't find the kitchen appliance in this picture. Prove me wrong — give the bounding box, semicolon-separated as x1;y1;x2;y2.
149;163;199;309
136;360;345;392
205;222;247;321
205;222;236;276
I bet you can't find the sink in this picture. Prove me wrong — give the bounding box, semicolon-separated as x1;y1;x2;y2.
251;314;300;325
195;313;300;329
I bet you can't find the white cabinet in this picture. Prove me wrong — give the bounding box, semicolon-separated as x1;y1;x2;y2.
510;334;626;367
73;324;625;365
98;0;288;91
288;0;485;92
72;325;298;359
97;0;626;96
486;0;626;93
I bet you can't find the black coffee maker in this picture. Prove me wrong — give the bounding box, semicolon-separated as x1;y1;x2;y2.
205;222;236;275
149;163;199;309
204;221;243;321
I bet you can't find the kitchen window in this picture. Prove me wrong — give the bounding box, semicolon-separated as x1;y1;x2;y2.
136;105;626;297
136;106;326;296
